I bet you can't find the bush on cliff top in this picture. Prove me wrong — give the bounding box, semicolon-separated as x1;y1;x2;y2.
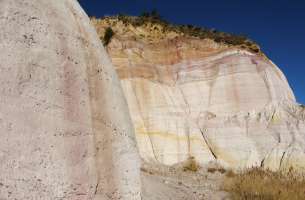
105;10;260;54
102;27;114;46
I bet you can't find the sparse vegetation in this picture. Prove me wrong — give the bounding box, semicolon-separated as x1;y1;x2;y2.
183;156;199;172
223;167;305;200
140;167;154;175
207;167;226;174
300;104;305;109
225;169;237;178
102;27;114;46
105;10;260;53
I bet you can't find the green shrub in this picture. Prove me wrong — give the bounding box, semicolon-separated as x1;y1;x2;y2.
102;27;114;46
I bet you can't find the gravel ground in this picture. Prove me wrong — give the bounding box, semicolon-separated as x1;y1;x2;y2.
141;162;230;200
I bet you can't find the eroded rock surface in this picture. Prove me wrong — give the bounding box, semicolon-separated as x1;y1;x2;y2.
0;1;141;199
93;17;305;171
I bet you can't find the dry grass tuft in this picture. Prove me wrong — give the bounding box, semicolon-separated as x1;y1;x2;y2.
140;167;154;175
183;156;200;172
225;169;236;178
208;167;226;174
223;167;305;200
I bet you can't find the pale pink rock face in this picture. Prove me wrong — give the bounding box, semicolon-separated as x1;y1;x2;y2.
0;1;141;199
94;18;305;171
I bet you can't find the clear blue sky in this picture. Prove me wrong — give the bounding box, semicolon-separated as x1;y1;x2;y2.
79;0;305;104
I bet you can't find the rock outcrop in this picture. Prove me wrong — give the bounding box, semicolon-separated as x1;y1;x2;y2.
93;16;305;171
0;1;141;199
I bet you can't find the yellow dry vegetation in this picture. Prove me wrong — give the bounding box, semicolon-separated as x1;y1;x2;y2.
223;167;305;200
183;156;200;172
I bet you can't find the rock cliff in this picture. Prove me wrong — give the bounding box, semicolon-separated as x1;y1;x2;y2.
93;16;305;171
0;1;141;199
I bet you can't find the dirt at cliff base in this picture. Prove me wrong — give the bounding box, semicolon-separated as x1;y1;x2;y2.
141;162;230;200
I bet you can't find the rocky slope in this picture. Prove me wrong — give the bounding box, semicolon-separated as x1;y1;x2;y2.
0;1;141;199
93;16;305;171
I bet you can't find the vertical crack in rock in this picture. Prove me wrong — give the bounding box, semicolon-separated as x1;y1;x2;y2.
126;55;159;161
177;85;192;157
199;128;218;160
260;158;265;167
245;113;250;136
259;66;273;102
94;182;99;195
279;151;287;169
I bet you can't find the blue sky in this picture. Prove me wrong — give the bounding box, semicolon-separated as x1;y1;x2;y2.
79;0;305;104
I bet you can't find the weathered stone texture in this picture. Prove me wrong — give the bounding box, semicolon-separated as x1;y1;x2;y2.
0;1;141;199
94;18;305;171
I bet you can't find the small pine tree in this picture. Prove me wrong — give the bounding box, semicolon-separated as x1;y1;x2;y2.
140;11;150;18
151;9;160;19
103;27;114;46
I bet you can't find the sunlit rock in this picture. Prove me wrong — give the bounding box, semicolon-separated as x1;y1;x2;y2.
93;17;305;171
0;1;141;199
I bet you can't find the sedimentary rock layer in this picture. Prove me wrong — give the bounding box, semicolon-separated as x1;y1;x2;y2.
94;17;305;171
0;1;140;199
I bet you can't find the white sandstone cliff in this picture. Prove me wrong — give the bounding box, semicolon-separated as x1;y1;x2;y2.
0;1;141;199
93;17;305;171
